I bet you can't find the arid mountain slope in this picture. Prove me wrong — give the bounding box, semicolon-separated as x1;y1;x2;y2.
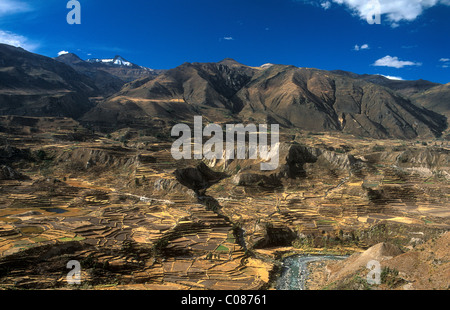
83;60;447;139
237;65;446;139
55;53;126;97
0;44;98;118
81;60;257;129
331;70;440;97
331;70;449;127
410;83;450;119
0;44;447;139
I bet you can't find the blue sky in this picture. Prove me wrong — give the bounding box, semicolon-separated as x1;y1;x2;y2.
0;0;449;83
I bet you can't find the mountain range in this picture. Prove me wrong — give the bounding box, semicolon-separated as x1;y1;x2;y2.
0;44;448;139
0;44;98;119
82;58;448;139
55;53;160;96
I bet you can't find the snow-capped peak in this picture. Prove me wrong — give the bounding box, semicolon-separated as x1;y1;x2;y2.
112;56;133;67
85;55;154;71
87;55;133;67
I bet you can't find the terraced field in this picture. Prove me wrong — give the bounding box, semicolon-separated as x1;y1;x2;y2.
0;124;448;290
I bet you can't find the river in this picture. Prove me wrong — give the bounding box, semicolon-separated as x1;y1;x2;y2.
276;255;347;290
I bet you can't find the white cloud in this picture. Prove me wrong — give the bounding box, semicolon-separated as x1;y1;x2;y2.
0;30;38;51
0;2;36;51
440;58;450;68
309;0;450;25
223;37;234;41
321;1;332;10
0;0;31;17
373;55;421;68
58;51;69;56
354;44;370;51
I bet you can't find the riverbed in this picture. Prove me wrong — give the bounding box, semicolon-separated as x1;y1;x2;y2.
276;255;347;290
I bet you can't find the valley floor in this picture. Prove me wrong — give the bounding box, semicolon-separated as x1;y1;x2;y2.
0;118;449;290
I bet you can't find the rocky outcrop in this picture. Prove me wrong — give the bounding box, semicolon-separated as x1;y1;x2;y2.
153;178;197;200
252;223;297;249
232;173;282;187
174;162;226;192
225;143;365;188
0;145;32;163
327;243;403;283
54;147;139;171
280;144;363;178
0;165;28;180
364;147;450;179
396;148;449;169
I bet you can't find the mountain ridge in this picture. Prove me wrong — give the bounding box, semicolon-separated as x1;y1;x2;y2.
0;44;447;139
83;60;447;139
0;44;99;118
55;52;159;84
